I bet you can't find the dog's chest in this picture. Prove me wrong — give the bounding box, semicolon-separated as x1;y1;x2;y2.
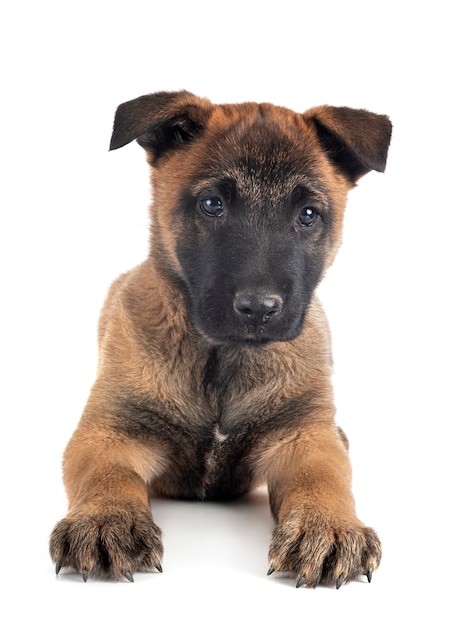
177;352;265;498
200;425;233;493
127;345;300;499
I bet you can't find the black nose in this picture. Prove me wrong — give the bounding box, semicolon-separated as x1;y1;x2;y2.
233;292;283;324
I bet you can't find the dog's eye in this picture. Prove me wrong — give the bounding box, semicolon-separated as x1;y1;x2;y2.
200;197;224;218
297;207;320;227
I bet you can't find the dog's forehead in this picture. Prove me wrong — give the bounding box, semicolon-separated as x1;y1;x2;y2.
190;103;327;201
210;103;316;167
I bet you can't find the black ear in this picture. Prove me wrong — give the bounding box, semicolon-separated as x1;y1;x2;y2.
109;90;213;159
304;105;392;183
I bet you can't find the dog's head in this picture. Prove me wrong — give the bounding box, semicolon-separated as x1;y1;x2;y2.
110;91;391;345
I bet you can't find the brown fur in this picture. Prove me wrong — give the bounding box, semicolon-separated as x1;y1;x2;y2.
50;91;391;586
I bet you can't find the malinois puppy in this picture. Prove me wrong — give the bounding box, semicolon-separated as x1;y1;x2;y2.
50;91;391;587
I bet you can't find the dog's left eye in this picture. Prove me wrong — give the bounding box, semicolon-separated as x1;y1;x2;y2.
200;197;224;218
297;207;320;227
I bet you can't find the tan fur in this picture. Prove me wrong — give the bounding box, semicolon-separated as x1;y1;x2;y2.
50;91;391;586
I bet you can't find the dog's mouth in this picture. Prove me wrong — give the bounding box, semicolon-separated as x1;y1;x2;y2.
194;310;306;346
204;332;274;347
227;331;272;346
187;284;308;346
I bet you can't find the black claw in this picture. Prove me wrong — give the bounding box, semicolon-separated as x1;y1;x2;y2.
367;568;373;583
296;576;306;588
82;569;89;583
267;566;275;576
124;571;134;583
55;562;62;576
156;563;163;573
336;575;344;589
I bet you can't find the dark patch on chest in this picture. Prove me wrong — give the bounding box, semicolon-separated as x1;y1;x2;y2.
110;345;319;499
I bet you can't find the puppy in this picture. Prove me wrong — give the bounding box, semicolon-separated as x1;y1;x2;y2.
50;91;391;587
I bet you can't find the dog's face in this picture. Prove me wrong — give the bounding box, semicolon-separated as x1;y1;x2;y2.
110;92;391;344
171;110;339;344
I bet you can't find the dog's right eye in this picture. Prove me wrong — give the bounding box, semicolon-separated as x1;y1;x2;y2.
297;206;320;228
200;197;224;218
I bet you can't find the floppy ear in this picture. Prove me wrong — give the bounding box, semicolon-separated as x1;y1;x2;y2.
109;90;213;158
304;105;392;183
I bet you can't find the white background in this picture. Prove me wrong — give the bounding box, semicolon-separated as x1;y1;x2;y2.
1;1;471;623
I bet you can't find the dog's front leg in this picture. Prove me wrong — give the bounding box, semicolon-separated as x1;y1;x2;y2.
263;422;381;588
49;420;163;581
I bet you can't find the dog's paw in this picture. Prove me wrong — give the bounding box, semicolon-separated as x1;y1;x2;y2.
267;507;381;588
49;506;163;581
